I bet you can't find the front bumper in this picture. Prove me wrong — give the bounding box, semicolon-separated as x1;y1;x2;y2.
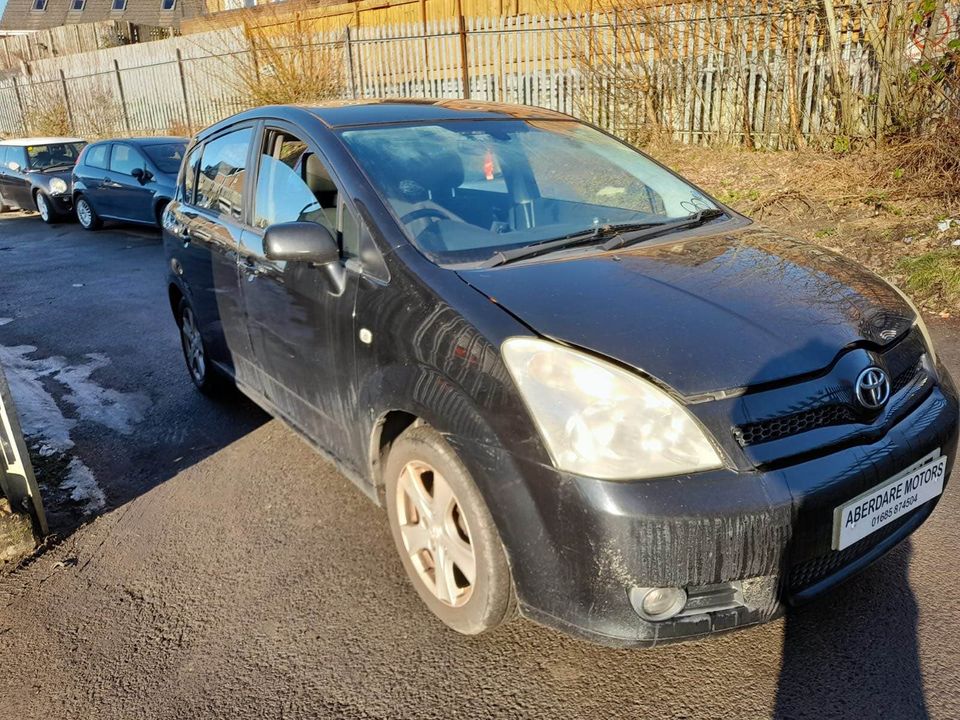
47;193;73;214
453;377;959;648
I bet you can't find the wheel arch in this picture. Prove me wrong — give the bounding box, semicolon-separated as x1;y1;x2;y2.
153;196;172;226
168;282;185;324
362;363;504;501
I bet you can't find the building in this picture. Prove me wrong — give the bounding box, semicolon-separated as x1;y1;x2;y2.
0;0;208;31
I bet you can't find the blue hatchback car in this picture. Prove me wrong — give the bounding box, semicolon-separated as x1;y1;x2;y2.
72;137;187;230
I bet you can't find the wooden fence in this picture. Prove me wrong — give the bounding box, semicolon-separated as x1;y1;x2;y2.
0;2;955;148
0;22;176;70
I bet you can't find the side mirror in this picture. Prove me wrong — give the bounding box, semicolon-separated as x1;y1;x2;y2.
264;221;345;293
131;167;152;184
7;161;20;172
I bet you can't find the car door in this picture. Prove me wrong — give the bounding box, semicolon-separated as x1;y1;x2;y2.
76;143;112;213
104;143;154;222
237;122;361;463
167;127;255;381
5;148;32;208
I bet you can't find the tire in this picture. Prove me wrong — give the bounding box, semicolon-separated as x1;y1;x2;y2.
155;200;170;229
177;297;228;397
34;191;61;224
384;425;515;636
75;195;102;231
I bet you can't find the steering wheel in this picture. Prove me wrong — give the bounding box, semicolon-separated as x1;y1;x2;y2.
400;207;455;225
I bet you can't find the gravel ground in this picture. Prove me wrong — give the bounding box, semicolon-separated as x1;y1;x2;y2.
0;212;958;719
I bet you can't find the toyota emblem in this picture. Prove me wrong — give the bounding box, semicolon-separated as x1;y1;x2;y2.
855;367;890;410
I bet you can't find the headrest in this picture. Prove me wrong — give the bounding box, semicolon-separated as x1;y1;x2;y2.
304;153;337;195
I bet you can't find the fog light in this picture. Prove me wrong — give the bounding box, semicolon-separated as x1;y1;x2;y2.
629;586;687;621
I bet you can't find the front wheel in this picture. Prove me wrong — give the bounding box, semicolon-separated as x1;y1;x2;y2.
76;196;102;231
35;191;61;224
384;425;516;636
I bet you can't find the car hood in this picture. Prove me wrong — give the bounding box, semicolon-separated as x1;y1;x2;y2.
32;168;73;182
456;226;916;396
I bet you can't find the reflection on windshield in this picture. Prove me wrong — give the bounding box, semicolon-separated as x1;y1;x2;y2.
26;143;85;171
143;143;187;175
340;120;718;264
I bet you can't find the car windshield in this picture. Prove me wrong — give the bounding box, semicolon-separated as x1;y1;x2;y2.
25;142;85;171
143;142;187;174
339;120;720;265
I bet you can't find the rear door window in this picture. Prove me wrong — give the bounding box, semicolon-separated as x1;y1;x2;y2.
195;127;252;221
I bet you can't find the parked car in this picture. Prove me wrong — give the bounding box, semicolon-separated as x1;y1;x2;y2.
0;137;86;223
72;137;187;231
164;101;958;647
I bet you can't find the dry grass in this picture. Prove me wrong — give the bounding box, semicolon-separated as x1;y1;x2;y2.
646;134;960;315
209;1;345;109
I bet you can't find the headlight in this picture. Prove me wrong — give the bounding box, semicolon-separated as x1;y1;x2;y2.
48;178;68;196
890;282;937;365
501;337;723;480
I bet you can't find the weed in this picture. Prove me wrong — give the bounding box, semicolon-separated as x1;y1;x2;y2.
898;250;960;308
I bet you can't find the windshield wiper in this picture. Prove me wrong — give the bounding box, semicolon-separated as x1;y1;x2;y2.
480;221;662;268
601;208;727;251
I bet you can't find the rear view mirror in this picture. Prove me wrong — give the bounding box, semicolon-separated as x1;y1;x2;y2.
7;161;20;172
264;221;345;293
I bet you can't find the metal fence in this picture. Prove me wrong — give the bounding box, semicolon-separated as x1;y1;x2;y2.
0;2;955;148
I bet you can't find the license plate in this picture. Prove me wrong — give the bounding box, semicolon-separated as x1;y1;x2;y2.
833;450;947;550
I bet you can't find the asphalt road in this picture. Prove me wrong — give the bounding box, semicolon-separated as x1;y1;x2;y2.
0;212;958;719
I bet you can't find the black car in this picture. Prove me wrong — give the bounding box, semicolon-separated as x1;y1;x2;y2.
72;137;187;231
0;137;86;223
164;101;958;647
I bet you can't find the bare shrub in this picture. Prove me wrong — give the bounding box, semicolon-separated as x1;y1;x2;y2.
23;93;71;137
73;87;125;139
205;1;346;110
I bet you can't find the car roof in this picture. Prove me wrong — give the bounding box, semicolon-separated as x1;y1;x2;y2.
91;136;188;146
193;100;578;145
300;99;573;128
0;137;84;146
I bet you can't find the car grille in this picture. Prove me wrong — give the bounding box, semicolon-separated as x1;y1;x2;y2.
734;332;925;448
736;404;857;446
788;512;913;592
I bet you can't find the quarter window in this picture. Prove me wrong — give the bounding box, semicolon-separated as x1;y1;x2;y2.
109;144;144;176
84;144;109;170
196;127;252;220
179;144;202;204
252;130;338;234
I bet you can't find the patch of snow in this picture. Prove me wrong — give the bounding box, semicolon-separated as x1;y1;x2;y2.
62;458;106;513
0;318;12;326
0;344;149;514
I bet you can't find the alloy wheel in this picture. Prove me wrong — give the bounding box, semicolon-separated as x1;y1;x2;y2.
395;460;477;607
180;306;206;383
36;194;49;222
77;199;93;228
